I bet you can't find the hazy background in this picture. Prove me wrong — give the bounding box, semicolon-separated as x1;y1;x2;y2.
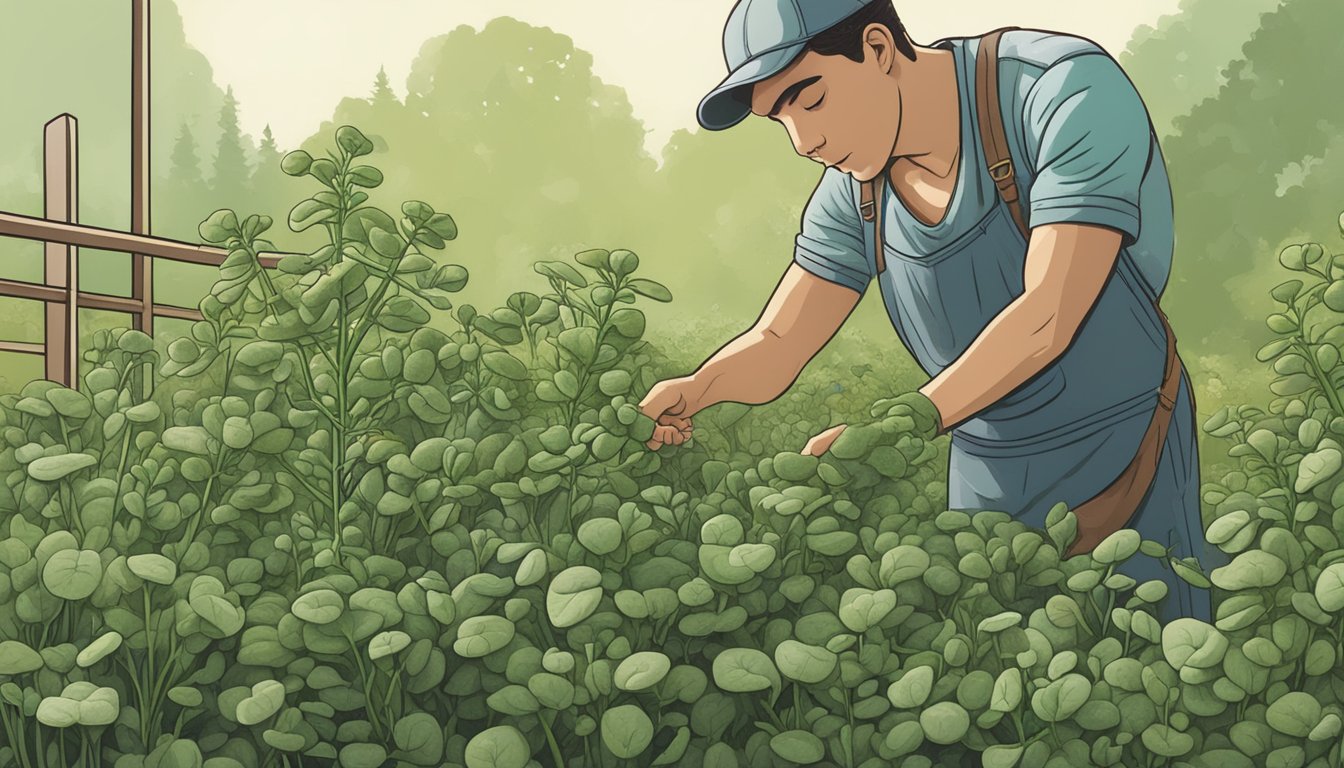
173;0;1188;161
0;0;1337;474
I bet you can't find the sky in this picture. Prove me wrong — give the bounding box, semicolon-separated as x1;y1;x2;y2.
175;0;1185;161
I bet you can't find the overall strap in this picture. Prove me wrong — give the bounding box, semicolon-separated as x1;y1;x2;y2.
965;28;1190;556
859;164;891;274
975;27;1030;238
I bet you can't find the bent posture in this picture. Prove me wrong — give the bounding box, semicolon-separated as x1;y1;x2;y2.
639;0;1219;624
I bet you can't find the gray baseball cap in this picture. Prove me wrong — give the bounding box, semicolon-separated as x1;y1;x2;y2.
697;0;873;131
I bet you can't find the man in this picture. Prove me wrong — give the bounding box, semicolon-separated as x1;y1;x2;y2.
637;0;1216;624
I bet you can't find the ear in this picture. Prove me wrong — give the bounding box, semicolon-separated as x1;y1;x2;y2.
863;22;900;74
865;22;908;75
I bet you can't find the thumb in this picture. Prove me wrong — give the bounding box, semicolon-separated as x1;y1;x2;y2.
639;380;688;419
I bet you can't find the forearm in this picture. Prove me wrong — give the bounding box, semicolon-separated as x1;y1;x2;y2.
686;329;801;416
919;293;1061;431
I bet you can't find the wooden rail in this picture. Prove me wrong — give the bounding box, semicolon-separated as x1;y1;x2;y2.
0;211;285;270
0;2;298;393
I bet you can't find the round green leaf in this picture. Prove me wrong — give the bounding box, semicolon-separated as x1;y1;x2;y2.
1295;448;1341;493
1091;529;1141;565
888;666;934;709
0;640;43;675
614;651;671;692
598;370;632;396
42;549;102;600
838;588;897;633
727;543;776;573
773;640;837;685
769;731;825;764
467;726;529;768
1141;724;1194;757
712;648;780;694
1266;691;1323;738
292;589;344;624
1314;563;1344;612
515;549;548;588
978;611;1022;634
1031;673;1091;723
919;701;970;745
486;685;539;716
235;680;285;726
602;704;654;758
369;631;411;660
394;712;445;764
1211;550;1287;591
1162;618;1228;669
546;566;603;628
454;616;515;658
126;553;177;586
35;696;80;728
577;519;623;557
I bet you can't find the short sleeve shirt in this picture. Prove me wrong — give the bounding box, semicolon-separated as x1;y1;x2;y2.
793;30;1175;453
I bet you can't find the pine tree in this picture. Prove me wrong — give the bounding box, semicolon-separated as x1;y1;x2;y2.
255;124;281;182
212;85;251;201
371;65;397;106
159;120;206;240
169;121;202;187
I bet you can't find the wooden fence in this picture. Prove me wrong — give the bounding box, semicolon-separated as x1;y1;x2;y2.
0;114;291;392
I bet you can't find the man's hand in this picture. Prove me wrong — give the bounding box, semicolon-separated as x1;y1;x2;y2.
802;424;847;456
639;377;699;450
801;391;944;458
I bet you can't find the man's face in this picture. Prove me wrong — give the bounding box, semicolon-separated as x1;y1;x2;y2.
748;34;901;182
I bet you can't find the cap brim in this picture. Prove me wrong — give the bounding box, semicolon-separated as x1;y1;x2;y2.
697;41;807;131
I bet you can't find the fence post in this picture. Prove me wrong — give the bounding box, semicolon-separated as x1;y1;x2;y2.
130;0;152;400
44;115;78;389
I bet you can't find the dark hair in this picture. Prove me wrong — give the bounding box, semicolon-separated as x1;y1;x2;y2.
804;0;917;64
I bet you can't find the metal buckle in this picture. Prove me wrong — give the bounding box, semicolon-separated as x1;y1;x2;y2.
989;159;1013;182
1157;390;1176;411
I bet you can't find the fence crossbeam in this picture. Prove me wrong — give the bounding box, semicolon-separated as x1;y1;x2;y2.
0;211;286;268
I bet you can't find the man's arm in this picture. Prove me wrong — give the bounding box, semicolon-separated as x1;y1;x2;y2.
919;222;1122;430
686;264;861;414
920;49;1155;433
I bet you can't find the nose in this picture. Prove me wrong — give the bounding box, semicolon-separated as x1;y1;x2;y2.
805;138;826;160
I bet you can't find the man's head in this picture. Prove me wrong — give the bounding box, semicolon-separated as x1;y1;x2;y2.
697;0;919;180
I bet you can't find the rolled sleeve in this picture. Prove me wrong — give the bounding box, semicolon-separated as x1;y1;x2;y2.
793;167;872;294
1024;53;1153;248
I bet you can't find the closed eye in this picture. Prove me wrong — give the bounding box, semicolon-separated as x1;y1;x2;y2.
806;92;825;111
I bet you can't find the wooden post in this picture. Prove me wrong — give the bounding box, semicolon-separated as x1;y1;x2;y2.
131;0;152;399
44;115;78;389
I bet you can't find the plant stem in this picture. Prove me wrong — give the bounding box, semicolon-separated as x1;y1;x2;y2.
538;712;566;768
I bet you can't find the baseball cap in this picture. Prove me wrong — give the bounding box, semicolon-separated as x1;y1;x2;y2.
697;0;874;131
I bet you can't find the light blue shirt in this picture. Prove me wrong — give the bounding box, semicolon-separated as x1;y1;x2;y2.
788;30;1216;624
793;30;1177;456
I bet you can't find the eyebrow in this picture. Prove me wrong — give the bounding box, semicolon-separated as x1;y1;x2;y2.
768;75;822;118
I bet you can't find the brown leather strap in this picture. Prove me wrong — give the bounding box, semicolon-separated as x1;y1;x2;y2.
976;28;1030;237
972;27;1186;557
1067;308;1182;557
860;169;887;274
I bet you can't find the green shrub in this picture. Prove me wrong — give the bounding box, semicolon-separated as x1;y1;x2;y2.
0;126;1341;768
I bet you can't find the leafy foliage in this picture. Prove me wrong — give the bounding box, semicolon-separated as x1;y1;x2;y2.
0;127;1342;768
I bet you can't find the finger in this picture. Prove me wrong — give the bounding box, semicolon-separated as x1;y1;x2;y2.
639;383;672;415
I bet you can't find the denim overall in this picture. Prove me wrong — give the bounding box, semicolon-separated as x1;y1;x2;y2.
856;34;1221;624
